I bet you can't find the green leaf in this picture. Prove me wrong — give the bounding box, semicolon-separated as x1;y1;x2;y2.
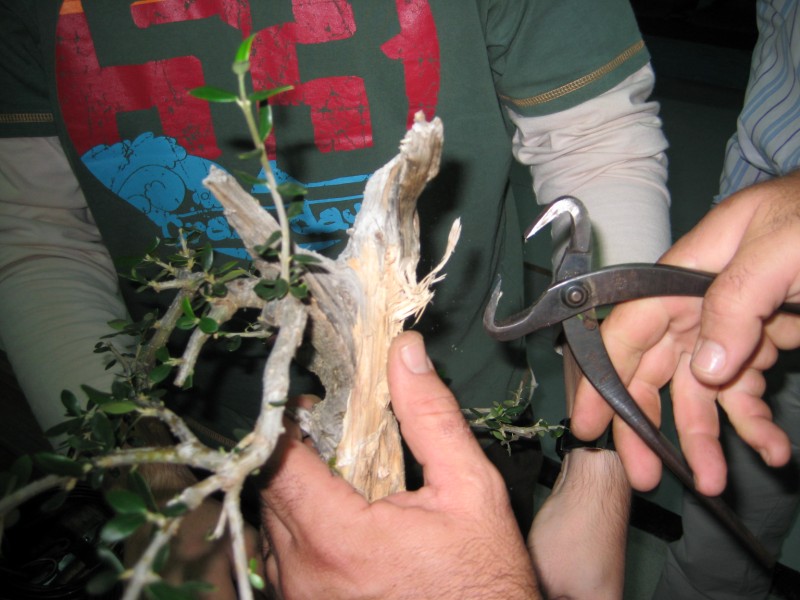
176;315;198;330
234;170;268;186
291;253;322;266
188;85;238;103
215;267;248;284
91;412;116;449
199;244;214;271
111;380;133;400
106;488;148;515
254;278;289;301
44;417;83;438
101;512;147;543
210;282;228;297
149;363;174;384
180;296;196;319
128;470;159;512
155;345;171;363
100;400;139;415
225;335;242;352
258;103;273;141
89;469;105;490
289;283;309;300
216;260;242;274
107;318;129;331
67;437;104;453
198;317;219;334
153;543;170;573
237;147;263;161
81;385;114;407
249;85;294;103
249;571;266;591
235;33;257;64
34;452;87;478
263;230;282;248
287;199;305;220
161;502;189;518
96;546;125;574
277;181;308;197
86;569;121;596
61;390;83;417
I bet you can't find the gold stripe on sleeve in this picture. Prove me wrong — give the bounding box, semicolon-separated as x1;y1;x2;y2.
500;39;646;109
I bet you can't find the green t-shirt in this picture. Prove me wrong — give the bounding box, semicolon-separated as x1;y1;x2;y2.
0;0;648;443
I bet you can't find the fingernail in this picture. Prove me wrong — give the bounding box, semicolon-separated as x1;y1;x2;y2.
693;339;726;375
401;337;434;374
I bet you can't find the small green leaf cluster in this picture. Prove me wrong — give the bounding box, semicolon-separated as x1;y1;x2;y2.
468;397;530;442
85;472;211;599
466;391;565;451
122;233;249;296
46;386;137;455
253;231;322;302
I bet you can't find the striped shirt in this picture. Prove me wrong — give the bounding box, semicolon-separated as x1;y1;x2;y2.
718;0;800;200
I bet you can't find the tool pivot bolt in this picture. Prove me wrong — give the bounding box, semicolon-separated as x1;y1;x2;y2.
563;284;588;308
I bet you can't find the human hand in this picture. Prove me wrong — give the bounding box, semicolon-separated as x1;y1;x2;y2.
572;172;800;495
260;331;539;600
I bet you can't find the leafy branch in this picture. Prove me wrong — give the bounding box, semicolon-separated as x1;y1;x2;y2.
189;33;297;283
466;384;565;450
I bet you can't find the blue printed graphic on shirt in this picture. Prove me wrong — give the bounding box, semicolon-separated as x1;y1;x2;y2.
82;133;369;258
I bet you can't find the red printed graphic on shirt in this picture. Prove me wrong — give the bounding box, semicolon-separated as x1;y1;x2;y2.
55;0;440;159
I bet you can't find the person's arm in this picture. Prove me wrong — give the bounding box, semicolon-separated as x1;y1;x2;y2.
507;64;671;267
506;64;669;597
261;331;540;599
0;136;130;432
572;171;800;495
527;349;630;600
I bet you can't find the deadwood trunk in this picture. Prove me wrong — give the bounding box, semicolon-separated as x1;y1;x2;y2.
204;113;459;501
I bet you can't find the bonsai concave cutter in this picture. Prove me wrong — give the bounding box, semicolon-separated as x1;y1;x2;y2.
484;196;800;570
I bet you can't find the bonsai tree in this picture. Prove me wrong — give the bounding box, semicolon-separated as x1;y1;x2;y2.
0;36;558;600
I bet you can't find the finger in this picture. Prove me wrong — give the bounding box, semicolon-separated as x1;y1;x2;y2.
571;376;615;440
718;368;792;467
669;186;800;384
612;374;665;491
765;311;800;351
571;299;671;440
387;331;491;487
669;353;727;495
615;424;662;491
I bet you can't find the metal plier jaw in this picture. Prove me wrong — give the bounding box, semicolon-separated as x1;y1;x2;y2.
485;196;784;570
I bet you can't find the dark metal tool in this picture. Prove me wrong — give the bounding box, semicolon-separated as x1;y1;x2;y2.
484;196;800;570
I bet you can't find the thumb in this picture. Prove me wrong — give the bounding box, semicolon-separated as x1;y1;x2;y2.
689;236;794;385
388;331;487;485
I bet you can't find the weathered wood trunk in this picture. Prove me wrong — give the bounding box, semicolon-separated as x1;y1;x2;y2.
204;113;459;501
